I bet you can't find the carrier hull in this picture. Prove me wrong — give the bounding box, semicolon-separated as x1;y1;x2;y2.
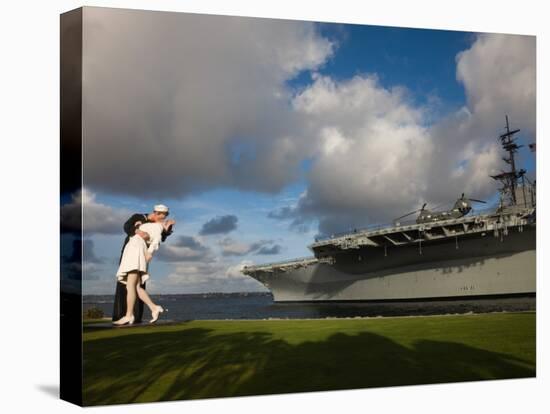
246;225;535;302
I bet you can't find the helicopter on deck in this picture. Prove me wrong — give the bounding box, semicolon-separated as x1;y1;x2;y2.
394;193;487;225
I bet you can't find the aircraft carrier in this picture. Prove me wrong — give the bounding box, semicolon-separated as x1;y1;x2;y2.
242;117;536;302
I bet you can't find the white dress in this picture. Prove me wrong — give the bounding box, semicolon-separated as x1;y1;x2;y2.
116;222;164;285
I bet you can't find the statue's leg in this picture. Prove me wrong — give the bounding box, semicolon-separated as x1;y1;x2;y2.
111;281;127;322
134;281;146;323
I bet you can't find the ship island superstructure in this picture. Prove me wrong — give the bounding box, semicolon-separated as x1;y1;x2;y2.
242;117;536;302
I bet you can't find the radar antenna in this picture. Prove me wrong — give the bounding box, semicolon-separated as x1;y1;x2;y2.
490;115;526;206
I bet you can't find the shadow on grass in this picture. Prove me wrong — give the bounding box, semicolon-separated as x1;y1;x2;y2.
83;326;535;406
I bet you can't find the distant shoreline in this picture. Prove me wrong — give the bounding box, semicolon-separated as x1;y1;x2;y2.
83;291;270;302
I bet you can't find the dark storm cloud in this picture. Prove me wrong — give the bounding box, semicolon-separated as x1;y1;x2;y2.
65;239;102;264
156;235;213;262
255;244;282;255
199;215;238;235
173;235;209;250
219;238;280;257
62;239;103;281
81;7;335;198
267;204;313;234
267;206;295;220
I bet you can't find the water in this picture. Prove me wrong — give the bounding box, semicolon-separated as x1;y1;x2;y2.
83;292;535;321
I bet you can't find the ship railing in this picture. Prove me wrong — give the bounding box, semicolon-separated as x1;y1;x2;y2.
313;218;416;242
312;207;503;243
242;256;317;270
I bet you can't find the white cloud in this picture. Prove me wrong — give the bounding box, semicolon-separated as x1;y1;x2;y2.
225;260;254;279
160;259;265;293
456;33;536;137
270;33;535;235
287;74;434;233
320;127;351;156
61;188;131;234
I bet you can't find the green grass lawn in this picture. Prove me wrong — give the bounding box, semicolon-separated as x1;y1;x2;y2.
83;312;535;406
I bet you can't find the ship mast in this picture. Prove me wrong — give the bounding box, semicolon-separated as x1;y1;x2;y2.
490;115;526;206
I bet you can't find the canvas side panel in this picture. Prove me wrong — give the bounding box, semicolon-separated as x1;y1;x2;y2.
60;7;83;407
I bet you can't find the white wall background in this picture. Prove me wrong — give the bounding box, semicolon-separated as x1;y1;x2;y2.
0;0;547;413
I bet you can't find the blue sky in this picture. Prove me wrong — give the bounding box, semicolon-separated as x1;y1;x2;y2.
66;9;535;295
295;24;472;109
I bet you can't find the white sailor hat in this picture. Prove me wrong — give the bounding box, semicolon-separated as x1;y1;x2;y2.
153;204;169;213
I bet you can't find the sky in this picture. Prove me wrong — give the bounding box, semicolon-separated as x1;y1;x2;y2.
61;7;536;295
